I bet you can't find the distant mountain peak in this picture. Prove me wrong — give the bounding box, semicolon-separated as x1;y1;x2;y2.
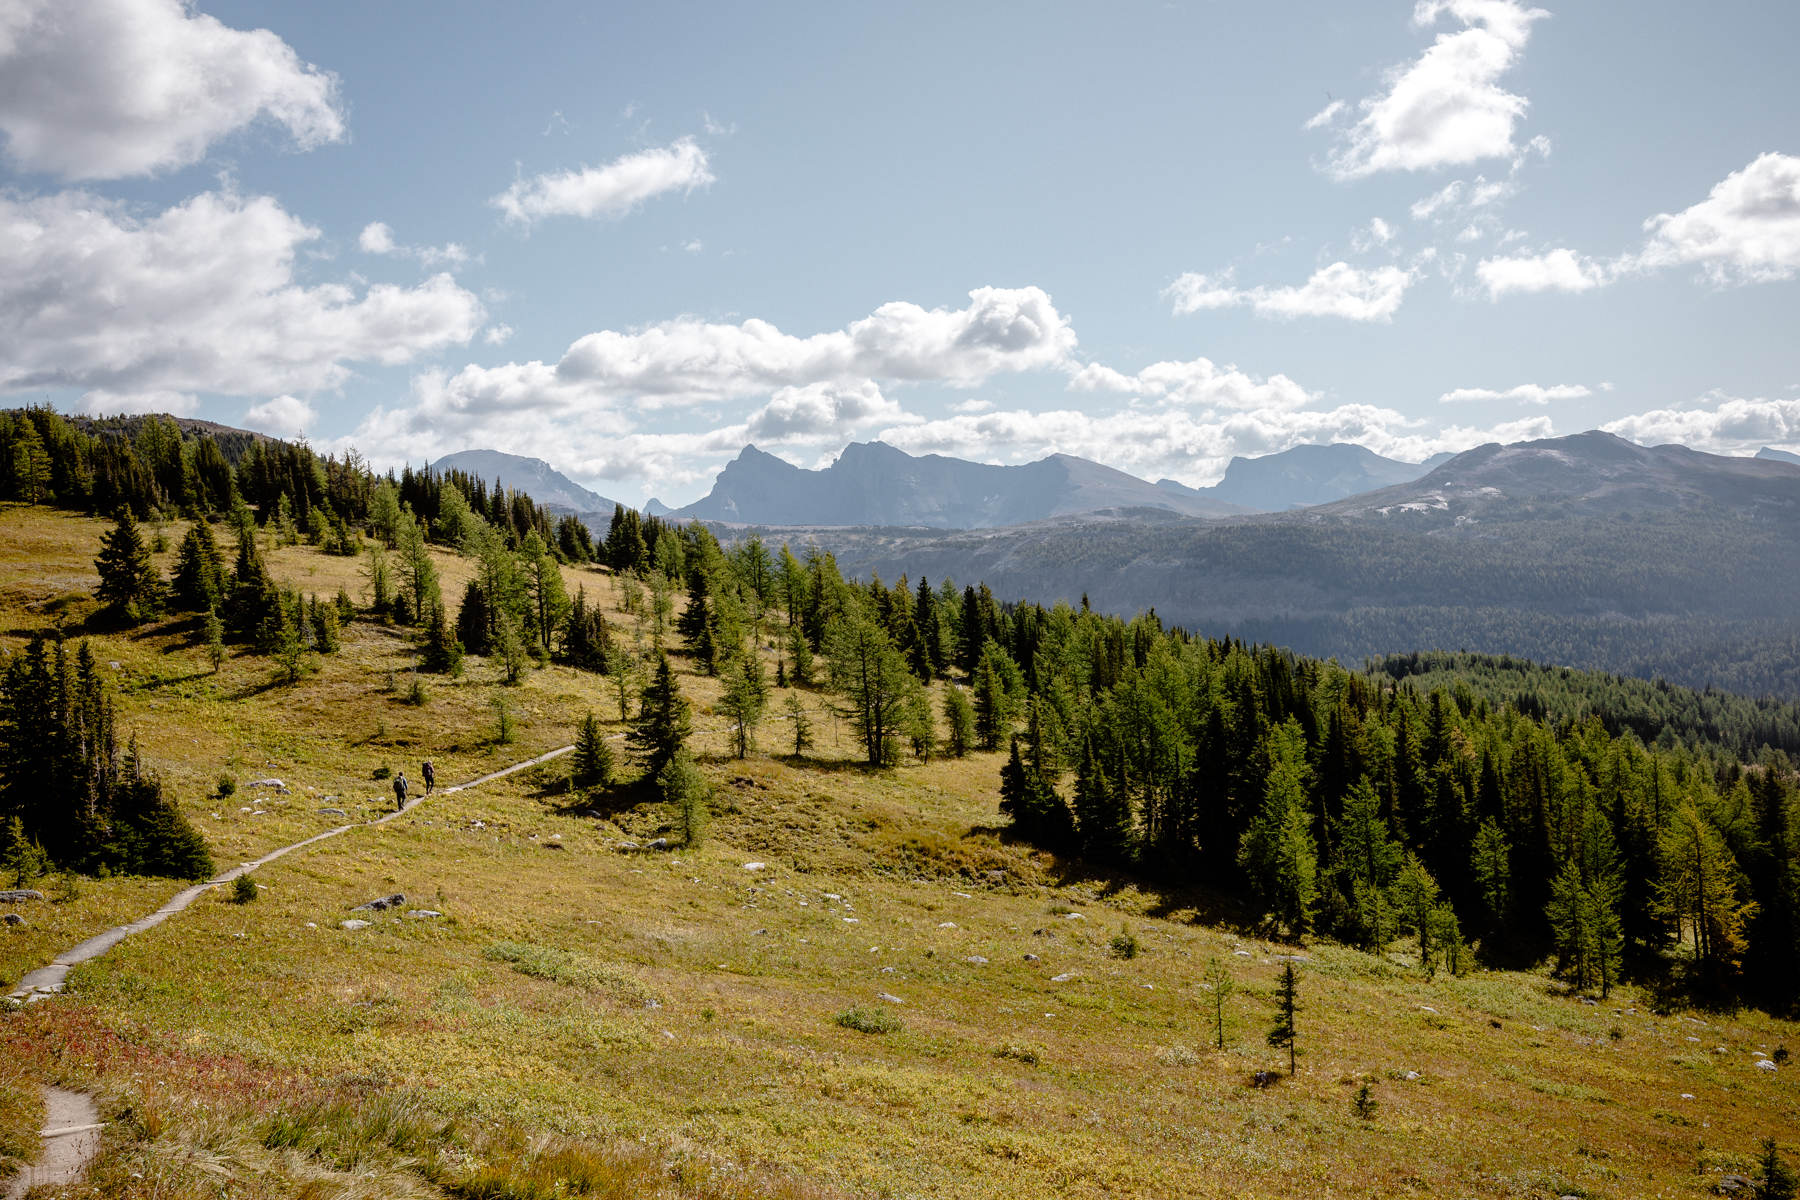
429;448;624;515
1757;445;1800;466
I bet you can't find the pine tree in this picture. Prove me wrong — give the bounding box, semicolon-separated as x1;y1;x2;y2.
570;711;614;790
1268;961;1300;1075
202;609;225;673
661;750;709;847
786;624;813;687
783;692;813;757
998;736;1076;848
720;652;769;759
456;581;491;656
1760;1138;1798;1200
1074;734;1132;864
1659;800;1757;988
170;522;226;613
943;687;975;758
1341;779;1402;952
972;647;1009;750
95;509;161;622
629;654;692;777
420;602;464;675
493;608;529;685
1239;721;1319;937
0;815;49;887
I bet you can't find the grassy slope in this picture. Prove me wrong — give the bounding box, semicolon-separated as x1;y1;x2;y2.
0;503;1796;1199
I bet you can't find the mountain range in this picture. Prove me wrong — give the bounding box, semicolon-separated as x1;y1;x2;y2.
428;449;624;516
652;439;1444;527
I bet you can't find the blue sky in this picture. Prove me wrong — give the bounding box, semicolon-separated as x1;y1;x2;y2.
2;0;1797;505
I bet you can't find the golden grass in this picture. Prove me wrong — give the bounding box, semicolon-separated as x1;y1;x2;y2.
1;502;1797;1199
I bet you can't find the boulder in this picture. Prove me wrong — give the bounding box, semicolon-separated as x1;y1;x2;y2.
340;919;372;931
647;837;670;850
245;778;290;794
0;890;46;903
2;912;24;927
1757;1059;1777;1072
351;893;406;912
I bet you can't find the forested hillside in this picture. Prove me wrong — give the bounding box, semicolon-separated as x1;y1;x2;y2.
4;404;1797;1018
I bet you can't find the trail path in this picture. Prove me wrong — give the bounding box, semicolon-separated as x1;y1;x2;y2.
2;1088;100;1200
6;743;574;1004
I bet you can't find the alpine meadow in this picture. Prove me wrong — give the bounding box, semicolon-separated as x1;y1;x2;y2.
3;3;1800;1198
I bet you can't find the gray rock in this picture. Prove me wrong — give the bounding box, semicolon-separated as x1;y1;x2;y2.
1023;953;1040;962
245;778;290;793
984;870;1006;882
318;807;347;816
405;910;442;919
878;993;905;1004
647;837;670;850
1403;1070;1422;1081
0;890;46;903
617;841;641;852
1050;972;1077;982
2;912;24;927
351;893;406;912
1717;1174;1757;1196
340;919;372;931
1251;1070;1280;1089
965;955;989;965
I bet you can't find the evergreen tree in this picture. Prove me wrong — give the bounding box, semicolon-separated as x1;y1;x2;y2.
784;692;814;757
1658;800;1757;988
561;586;612;670
972;645;1009;750
456;580;491;656
420;602;464;675
720;652;769;759
629;654;692;777
661;749;709;847
170;522;227;613
202;609;225;672
1268;962;1300;1075
826;609;917;767
998;736;1076;848
1341;779;1403;952
1239;721;1319;937
943;686;975;758
786;624;813;687
95;509;162;622
493;608;529;685
1074;733;1133;865
570;711;614;790
1760;1138;1798;1200
0;815;48;887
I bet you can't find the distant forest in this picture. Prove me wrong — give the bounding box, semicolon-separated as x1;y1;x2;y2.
1;405;1796;1013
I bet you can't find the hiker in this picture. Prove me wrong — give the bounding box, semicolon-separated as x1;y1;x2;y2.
393;771;408;811
421;760;435;795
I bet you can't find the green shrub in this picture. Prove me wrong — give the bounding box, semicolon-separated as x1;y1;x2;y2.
835;1006;901;1035
231;874;258;904
1110;928;1140;959
215;775;236;798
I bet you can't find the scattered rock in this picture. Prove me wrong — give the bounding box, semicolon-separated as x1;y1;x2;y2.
1403;1070;1422;1081
822;893;842;900
937;921;958;929
1250;1071;1280;1089
1050;972;1077;982
340;919;372;931
743;862;766;871
351;893;405;912
1419;1005;1438;1013
2;912;24;927
1064;912;1085;920
1578;996;1599;1006
0;890;45;903
617;841;641;852
1681;1093;1696;1100
1275;954;1308;962
966;955;989;965
1233;949;1252;957
318;807;347;816
405;910;442;919
842;917;859;923
878;993;904;1004
245;778;290;794
880;966;896;974
951;891;973;899
1757;1059;1778;1072
750;928;768;936
646;838;670;850
1717;1174;1758;1196
1023;953;1040;962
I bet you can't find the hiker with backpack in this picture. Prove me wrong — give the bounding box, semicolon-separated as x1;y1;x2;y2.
421;760;435;795
392;771;408;811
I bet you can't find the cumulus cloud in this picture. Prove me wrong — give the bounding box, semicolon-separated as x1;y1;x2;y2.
0;0;343;180
1165;262;1415;322
492;138;714;225
242;394;316;435
1475;247;1612;297
0;188;484;399
1070;357;1315;412
1637;152;1800;284
1318;0;1547;180
1602;391;1800;455
1438;383;1591;405
358;220;470;268
483;324;514;346
744;380;905;442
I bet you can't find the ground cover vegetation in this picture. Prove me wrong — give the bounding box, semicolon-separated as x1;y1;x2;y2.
0;404;1796;1197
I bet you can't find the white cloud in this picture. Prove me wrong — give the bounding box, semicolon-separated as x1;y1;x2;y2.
0;0;343;181
1475;247;1612;297
683;239;703;253
1320;0;1547;180
0;188;484;399
76;388;197;417
1637;152;1800;284
1602;391;1800;455
483;324;514;346
1166;262;1415;322
1071;356;1316;412
1438;382;1591;405
744;380;904;442
242;394;316;435
493;137;714;226
358;220;470;268
1303;99;1346;131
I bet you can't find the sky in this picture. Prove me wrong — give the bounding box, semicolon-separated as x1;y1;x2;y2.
2;0;1798;507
